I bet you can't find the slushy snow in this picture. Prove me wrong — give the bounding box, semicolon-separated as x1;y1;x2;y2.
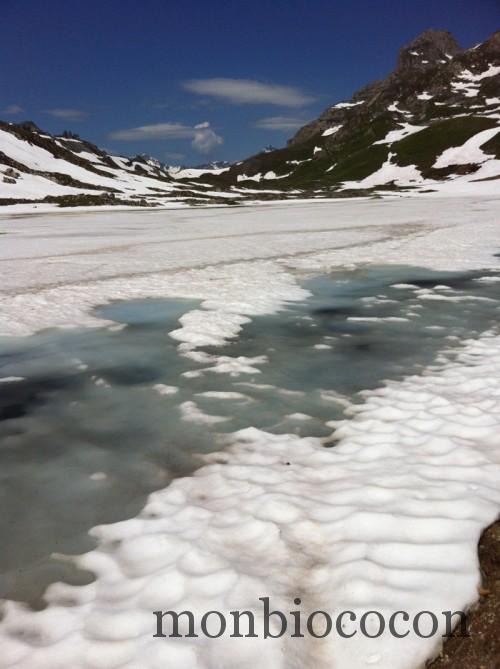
1;198;500;669
2;332;500;669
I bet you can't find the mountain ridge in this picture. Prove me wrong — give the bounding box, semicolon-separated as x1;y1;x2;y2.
224;28;500;194
1;28;499;209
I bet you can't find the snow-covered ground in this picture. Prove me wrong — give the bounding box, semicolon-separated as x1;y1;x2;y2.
1;195;500;339
1;196;500;669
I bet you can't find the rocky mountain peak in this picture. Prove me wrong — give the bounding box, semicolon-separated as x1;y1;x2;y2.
482;30;500;52
396;29;462;72
16;120;44;134
396;30;462;73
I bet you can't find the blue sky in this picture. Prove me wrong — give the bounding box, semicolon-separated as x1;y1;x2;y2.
1;0;498;164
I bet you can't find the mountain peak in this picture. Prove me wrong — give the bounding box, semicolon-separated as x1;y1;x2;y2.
16;120;45;134
396;29;462;72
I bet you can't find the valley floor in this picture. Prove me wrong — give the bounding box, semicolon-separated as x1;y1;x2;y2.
1;195;500;669
1;195;500;338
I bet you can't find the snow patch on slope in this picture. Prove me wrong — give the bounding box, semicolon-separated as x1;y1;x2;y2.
433;126;500;168
374;123;427;145
343;153;423;189
322;124;342;137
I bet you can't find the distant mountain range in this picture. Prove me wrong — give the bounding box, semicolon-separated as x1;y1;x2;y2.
1;29;499;209
0;122;239;208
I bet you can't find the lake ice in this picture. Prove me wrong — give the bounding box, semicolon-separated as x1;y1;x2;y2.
1;264;499;609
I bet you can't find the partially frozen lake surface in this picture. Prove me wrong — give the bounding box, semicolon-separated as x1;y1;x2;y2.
1;264;499;605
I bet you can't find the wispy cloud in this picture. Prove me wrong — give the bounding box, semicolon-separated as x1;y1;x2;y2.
109;121;223;154
2;104;24;115
182;78;315;107
44;108;88;121
109;122;193;141
254;116;308;131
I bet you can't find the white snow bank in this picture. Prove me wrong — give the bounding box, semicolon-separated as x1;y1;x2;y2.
433;126;500;168
169;166;230;179
450;80;479;98
374;123;426;145
343;153;423;189
449;65;500;100
332;100;364;109
0;129;119;189
237;173;262;182
456;64;500;82
387;102;411;115
322;124;342;137
0;168;90;199
2;332;500;669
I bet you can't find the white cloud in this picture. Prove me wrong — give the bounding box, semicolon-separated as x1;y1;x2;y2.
44;108;88;121
109;121;223;154
109;122;193;141
182;78;315;107
2;104;24;115
254;116;308;131
192;125;223;153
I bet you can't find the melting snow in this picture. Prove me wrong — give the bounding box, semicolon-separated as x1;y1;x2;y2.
343;153;423;188
387;102;412;115
2;332;500;669
332;100;364;109
416;91;433;101
433;126;500;168
456;64;500;82
1;199;500;669
322;125;342;137
374;123;427;145
237;173;262;182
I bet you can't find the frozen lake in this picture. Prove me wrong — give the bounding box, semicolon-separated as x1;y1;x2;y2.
1;198;500;669
1;264;499;606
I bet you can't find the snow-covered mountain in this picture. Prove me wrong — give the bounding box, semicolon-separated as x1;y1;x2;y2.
226;29;500;195
0;123;239;209
1;29;499;209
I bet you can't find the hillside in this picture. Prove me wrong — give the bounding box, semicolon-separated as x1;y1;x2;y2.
0;123;238;209
225;29;500;195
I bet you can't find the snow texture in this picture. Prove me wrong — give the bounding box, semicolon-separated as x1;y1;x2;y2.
2;331;500;669
1;198;500;669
